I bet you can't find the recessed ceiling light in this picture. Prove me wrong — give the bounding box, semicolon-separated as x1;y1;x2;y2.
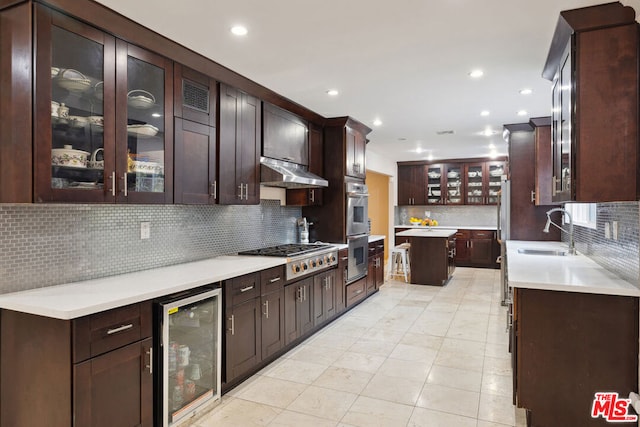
480;110;490;116
373;119;382;127
517;110;528;116
151;113;162;118
230;25;248;36
427;154;434;161
415;147;425;154
489;143;496;149
326;89;339;96
481;128;498;137
489;150;498;159
468;69;484;78
519;88;533;95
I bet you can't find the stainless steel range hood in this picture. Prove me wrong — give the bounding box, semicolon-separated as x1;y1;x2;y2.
260;156;328;189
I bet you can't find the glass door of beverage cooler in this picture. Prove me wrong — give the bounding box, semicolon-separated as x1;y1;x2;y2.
157;287;222;427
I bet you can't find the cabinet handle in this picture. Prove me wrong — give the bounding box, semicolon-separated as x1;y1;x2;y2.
107;324;134;335
297;287;303;302
121;173;128;197
341;257;349;261
145;347;153;375
263;300;269;319
210;181;217;199
110;171;116;197
470;241;473;249
269;277;281;283
530;190;535;203
244;183;249;200
229;315;235;335
355;289;363;295
303;285;307;301
240;285;255;293
238;184;243;200
310;189;315;203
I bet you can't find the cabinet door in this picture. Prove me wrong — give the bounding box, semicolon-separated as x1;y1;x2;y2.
284;278;313;345
116;41;173;203
551;44;572;202
174;118;216;204
398;164;427;205
262;102;308;165
174;64;216;127
225;298;261;382
465;162;485;205
367;257;376;294
261;290;285;359
218;83;261;205
397;165;413;205
299;279;314;336
346;126;366;178
284;283;300;345
313;273;326;326
375;254;384;289
443;164;463;205
336;250;348;314
34;6;116;203
485;161;505;205
426;164;444;205
286;123;323;206
470;230;494;266
74;338;153;427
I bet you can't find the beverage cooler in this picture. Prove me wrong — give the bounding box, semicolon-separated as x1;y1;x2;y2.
154;285;222;426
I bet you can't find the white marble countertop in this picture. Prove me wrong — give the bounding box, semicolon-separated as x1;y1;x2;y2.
506;240;640;297
0;256;287;320
395;225;497;231
368;235;385;243
396;229;458;238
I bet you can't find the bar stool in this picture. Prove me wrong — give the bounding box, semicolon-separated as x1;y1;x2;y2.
388;242;411;282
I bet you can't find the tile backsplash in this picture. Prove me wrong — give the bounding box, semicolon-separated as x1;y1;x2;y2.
0;201;301;294
570;202;639;285
395;205;497;227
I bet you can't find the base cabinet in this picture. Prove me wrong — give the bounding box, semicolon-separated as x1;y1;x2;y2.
367;240;385;294
284;277;314;345
313;269;336;326
1;302;153;427
453;229;499;268
408;236;453;286
514;288;638;426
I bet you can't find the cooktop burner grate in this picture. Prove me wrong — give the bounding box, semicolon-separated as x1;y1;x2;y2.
238;243;333;257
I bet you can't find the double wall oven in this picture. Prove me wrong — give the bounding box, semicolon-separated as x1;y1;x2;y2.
345;180;369;283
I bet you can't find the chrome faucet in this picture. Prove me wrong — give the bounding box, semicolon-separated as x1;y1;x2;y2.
543;208;576;255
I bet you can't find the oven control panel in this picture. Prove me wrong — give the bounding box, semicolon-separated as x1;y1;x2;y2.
287;250;338;281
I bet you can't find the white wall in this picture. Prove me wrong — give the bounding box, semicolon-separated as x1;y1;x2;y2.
367;149;398;250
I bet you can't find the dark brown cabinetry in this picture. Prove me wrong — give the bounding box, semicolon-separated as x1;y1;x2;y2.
530;117;553;206
506;124;560;242
284;277;314;345
397;164;426;205
443;164;463;205
174;119;217;204
407;235;455;286
224;272;261;383
544;2;638;202
218;83;261;205
174;64;217;127
346;125;367;179
454;229;497;268
465;161;505;205
1;302;153;427
34;5;173;204
262;102;308;165
336;248;348;314
367;240;385;294
513;288;638;426
313;269;336;326
426;164;444;205
286;123;324;206
259;266;285;360
345;277;367;307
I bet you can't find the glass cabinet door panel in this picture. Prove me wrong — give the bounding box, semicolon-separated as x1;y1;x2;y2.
426;165;443;204
445;165;463;204
559;48;572;195
466;163;484;205
126;56;165;194
50;26;105;191
486;161;505;205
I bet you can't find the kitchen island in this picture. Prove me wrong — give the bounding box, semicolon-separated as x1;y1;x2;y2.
506;240;640;427
396;228;457;285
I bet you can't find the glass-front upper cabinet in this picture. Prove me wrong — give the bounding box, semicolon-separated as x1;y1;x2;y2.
465;163;484;205
426;164;443;204
444;164;463;205
551;42;573;202
485;161;505;205
34;5;172;203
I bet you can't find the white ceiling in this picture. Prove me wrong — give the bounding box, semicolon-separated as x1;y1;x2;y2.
96;0;640;163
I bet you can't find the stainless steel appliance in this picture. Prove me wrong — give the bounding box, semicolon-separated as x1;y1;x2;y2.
239;243;338;281
497;180;510;306
347;234;369;283
346;181;369;237
155;286;222;427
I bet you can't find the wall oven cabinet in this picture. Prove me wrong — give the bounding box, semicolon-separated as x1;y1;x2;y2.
33;5;173;203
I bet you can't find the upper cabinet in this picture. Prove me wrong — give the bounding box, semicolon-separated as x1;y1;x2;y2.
443;164;463;205
34;5;173;203
262;102;308;165
218;83;261;205
544;2;638;202
286;123;324;206
397;164;426;206
324;117;371;181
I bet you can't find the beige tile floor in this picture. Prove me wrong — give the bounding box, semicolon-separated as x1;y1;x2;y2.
196;267;527;427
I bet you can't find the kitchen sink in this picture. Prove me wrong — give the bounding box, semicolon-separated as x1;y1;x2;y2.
517;248;568;256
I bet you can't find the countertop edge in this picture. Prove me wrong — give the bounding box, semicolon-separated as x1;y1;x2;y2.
395;225;497;230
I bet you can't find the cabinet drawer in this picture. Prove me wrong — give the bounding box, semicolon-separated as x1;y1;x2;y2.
455;230;471;239
374;242;385;255
345;278;366;307
227;272;260;307
471;230;494;239
260;265;285;295
73;301;152;363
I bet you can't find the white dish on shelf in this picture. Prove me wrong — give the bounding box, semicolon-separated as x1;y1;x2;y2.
51;145;89;168
447;172;459;179
450;197;461;203
489;169;504;177
127;124;159;138
427;172;441;179
56;69;92;93
127;90;156;109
